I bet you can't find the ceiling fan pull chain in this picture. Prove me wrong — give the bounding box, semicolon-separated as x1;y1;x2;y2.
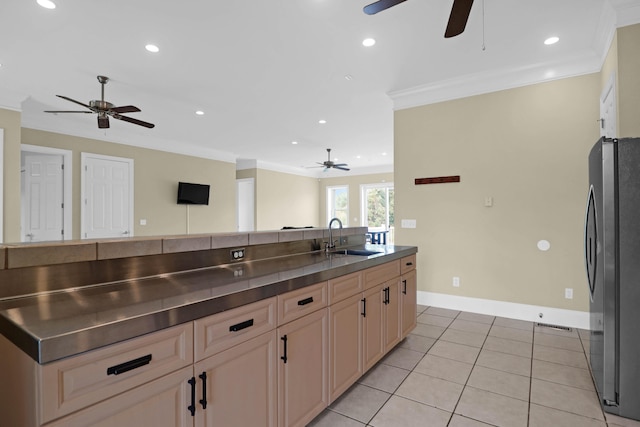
481;0;486;51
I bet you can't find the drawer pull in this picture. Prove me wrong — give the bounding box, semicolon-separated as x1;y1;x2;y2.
406;262;413;266
281;335;288;363
199;372;208;409
229;318;254;332
106;354;152;376
297;297;314;306
188;377;196;416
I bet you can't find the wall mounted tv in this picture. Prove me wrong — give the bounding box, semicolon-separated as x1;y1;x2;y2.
177;182;210;205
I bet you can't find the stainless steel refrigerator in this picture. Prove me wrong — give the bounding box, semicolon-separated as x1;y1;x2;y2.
585;136;640;421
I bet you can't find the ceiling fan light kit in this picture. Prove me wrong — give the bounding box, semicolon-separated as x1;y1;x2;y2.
44;75;155;129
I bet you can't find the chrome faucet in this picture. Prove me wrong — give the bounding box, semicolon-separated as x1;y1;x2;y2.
327;217;343;251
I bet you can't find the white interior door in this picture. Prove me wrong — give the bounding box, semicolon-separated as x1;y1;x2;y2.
236;178;255;232
23;154;64;242
82;153;133;239
600;74;617;138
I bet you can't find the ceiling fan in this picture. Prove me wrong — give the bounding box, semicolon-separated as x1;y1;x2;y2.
313;149;350;171
363;0;474;38
44;75;155;129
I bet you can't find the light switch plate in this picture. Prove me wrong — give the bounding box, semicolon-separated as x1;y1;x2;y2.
401;219;417;228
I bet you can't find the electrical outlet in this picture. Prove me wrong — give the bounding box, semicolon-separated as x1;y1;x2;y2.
231;248;245;261
565;288;573;299
453;276;460;287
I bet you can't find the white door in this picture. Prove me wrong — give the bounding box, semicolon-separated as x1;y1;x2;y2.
23;154;64;242
82;153;133;239
236;178;255;232
600;75;617;138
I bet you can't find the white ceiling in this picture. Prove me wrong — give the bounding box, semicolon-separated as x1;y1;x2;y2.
2;0;640;176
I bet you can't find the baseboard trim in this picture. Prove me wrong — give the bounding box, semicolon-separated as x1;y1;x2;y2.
417;291;589;330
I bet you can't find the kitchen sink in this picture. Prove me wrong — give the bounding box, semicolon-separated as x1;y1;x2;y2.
330;249;382;256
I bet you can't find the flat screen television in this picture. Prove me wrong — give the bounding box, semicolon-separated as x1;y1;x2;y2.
177;182;210;205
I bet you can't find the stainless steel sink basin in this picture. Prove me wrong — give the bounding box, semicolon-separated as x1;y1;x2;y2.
331;249;382;256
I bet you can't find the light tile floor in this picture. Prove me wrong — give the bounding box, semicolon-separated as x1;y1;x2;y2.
307;305;640;427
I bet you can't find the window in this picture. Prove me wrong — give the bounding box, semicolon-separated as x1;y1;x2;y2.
327;186;348;226
361;183;394;243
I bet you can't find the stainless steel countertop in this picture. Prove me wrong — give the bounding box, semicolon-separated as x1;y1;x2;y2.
0;245;416;364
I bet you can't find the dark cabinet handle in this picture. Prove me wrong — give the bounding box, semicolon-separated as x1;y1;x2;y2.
229;319;254;332
361;298;366;317
298;296;314;306
199;372;207;409
281;335;288;363
402;279;407;295
383;287;389;305
107;354;152;376
188;377;196;416
406;262;413;266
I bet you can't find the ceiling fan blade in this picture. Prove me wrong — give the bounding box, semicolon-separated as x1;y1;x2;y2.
113;114;155;128
44;110;94;113
333;163;348;167
363;0;407;15
97;115;110;129
110;105;141;114
56;95;93;110
334;166;350;171
445;0;474;38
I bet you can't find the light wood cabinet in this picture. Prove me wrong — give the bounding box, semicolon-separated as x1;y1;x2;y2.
46;366;193;427
0;254;417;427
277;307;329;427
195;330;277;427
328;292;363;402
401;269;418;338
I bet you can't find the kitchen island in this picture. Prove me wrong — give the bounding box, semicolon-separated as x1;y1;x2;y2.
0;228;417;427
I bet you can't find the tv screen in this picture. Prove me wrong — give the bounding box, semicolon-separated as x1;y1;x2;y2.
177;182;210;205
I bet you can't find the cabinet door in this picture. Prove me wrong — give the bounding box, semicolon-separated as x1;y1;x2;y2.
384;279;402;353
362;283;385;372
195;330;277;427
329;293;363;403
277;308;329;427
45;366;192;427
401;269;418;338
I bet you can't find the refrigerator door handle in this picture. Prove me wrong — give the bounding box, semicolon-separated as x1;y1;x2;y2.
584;185;597;303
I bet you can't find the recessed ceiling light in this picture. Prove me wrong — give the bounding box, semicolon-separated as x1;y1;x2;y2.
145;44;160;53
37;0;56;9
291;141;298;145
195;110;204;115
362;38;376;47
381;152;387;156
344;74;353;81
356;155;361;159
318;119;327;124
544;36;559;45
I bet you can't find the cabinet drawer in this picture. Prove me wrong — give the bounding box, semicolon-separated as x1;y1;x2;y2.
277;281;327;326
400;254;416;275
194;297;277;361
328;271;363;305
39;323;193;424
363;260;400;289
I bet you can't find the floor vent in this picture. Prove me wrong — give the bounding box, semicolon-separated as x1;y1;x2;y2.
536;322;572;332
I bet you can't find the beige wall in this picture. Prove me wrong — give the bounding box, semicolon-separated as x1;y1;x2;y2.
0;109;21;243
20;128;236;239
618;24;640;137
254;168;320;230
318;173;394;228
394;74;601;312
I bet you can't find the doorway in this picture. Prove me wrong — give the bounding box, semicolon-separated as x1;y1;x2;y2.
361;183;395;244
20;144;72;242
236;178;255;232
81;153;134;239
600;74;617;138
